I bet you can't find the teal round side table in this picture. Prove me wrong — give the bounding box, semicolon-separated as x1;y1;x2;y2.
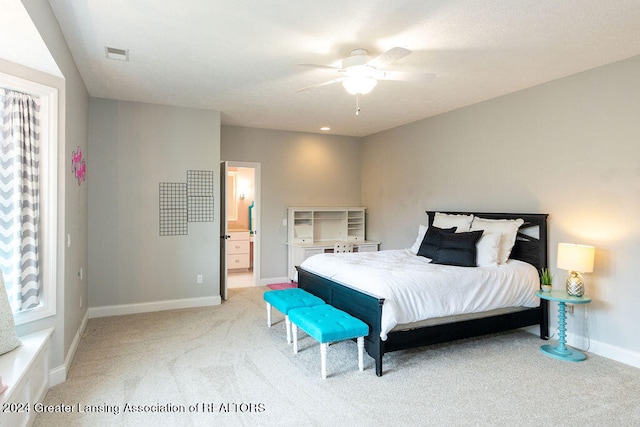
535;290;591;362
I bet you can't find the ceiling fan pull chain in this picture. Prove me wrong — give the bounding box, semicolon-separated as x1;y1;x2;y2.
356;94;361;116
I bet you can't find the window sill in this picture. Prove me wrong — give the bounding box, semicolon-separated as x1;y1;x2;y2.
13;303;56;326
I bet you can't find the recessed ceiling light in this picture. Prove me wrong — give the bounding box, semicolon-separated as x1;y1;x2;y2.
105;46;129;61
320;127;330;131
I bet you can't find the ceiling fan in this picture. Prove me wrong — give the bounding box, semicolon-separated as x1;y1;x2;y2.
298;47;435;114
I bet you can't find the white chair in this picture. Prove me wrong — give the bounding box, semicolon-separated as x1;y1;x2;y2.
334;242;353;253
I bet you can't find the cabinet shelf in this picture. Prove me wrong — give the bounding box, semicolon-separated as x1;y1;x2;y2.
287;207;379;280
288;207;366;244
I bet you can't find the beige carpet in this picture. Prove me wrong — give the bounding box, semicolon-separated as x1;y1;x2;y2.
36;286;640;426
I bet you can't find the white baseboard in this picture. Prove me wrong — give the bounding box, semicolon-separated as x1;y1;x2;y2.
49;309;89;388
523;326;640;369
49;364;66;388
569;333;640;369
87;295;222;319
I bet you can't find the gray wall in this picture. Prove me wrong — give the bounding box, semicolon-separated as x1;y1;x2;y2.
88;99;220;307
221;126;361;279
361;55;640;359
8;0;90;369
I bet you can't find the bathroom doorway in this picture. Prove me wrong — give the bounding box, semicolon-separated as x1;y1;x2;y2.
220;161;261;297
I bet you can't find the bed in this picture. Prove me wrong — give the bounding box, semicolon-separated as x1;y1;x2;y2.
296;211;550;376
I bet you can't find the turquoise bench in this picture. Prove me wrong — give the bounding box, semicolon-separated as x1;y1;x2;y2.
263;288;324;344
289;304;369;379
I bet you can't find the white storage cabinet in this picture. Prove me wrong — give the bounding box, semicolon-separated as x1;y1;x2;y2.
227;231;250;270
287;207;379;281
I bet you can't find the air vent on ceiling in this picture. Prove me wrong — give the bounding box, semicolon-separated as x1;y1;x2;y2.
104;46;129;61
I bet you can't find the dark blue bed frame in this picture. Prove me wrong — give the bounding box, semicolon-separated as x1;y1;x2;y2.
296;211;550;376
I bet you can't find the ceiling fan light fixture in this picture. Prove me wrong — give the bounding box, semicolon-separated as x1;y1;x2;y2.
341;76;377;95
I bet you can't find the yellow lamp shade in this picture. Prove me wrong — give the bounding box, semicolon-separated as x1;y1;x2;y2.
557;243;595;273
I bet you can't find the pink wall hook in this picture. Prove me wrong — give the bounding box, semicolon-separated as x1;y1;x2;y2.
72;146;86;185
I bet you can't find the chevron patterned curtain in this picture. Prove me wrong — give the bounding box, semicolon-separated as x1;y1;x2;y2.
0;89;41;312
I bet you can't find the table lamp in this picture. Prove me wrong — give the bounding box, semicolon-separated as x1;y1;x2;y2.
557;243;595;297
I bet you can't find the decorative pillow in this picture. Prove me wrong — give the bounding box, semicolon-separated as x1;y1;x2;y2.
432;212;474;232
432;230;484;267
0;270;22;355
409;224;428;254
470;217;524;264
417;226;457;259
475;232;501;267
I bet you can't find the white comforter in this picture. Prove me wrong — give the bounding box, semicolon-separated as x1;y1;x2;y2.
299;249;540;340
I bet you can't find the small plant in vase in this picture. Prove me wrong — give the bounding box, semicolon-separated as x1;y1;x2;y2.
540;268;553;292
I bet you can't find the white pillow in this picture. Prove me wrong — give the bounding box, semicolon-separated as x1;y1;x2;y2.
471;217;524;264
0;270;22;355
409;224;428;254
476;232;501;267
432;212;474;232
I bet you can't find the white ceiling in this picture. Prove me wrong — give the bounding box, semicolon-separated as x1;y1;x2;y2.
48;0;640;137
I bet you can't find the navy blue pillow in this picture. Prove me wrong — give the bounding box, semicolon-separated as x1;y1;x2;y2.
417;226;457;259
431;230;484;267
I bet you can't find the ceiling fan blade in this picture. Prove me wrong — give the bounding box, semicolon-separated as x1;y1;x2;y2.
296;77;345;92
367;47;411;68
376;70;436;83
299;63;342;71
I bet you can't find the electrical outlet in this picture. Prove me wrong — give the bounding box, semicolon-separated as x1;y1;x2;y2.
197;274;203;284
566;304;574;314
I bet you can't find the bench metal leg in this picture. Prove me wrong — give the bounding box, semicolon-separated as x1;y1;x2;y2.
357;337;364;372
266;302;272;327
292;323;298;354
285;315;292;344
321;343;328;379
266;304;294;345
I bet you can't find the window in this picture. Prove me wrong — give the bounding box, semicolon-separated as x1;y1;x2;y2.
0;72;58;325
